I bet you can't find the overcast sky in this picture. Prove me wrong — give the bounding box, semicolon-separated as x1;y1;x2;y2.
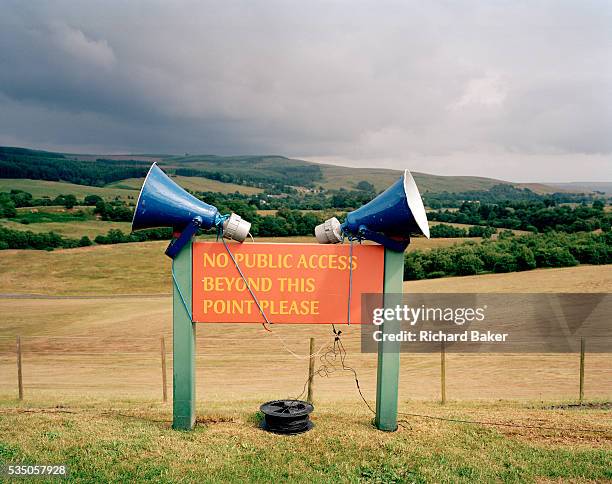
1;0;610;182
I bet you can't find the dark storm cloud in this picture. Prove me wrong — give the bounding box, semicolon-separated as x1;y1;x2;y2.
0;0;610;180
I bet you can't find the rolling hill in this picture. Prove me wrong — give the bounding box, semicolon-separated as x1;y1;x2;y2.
0;145;556;197
0;147;528;196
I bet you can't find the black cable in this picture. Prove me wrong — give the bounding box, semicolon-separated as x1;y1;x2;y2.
291;326;376;414
291;327;609;436
260;400;314;434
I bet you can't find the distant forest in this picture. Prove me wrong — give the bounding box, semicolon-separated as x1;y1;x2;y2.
0;147;150;186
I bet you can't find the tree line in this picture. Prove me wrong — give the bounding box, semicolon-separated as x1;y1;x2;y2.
423;184;602;208
0;147;150;186
405;231;611;280
174;164;323;190
428;200;610;233
429;224;497;238
0;190;111;217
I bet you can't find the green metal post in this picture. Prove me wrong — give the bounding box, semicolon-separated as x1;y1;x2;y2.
375;249;404;431
172;240;196;430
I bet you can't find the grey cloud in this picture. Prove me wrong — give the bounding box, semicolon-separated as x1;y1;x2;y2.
0;0;610;181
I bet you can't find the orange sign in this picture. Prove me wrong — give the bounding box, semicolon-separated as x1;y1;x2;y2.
192;242;384;324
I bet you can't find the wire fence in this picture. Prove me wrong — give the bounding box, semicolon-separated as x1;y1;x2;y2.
0;334;610;404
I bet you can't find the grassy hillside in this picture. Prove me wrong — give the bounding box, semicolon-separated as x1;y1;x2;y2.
0;219;132;239
549;182;612;195
319;164;509;193
1;145;546;195
107;175;262;194
0;179;138;200
159;154;512;193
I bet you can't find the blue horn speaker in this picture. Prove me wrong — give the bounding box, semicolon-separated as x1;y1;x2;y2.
314;169;429;252
132;163;251;258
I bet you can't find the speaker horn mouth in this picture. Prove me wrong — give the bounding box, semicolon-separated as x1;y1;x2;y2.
131;162;158;232
403;169;430;239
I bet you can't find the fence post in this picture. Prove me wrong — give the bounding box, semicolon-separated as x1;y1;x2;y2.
440;341;446;405
307;337;315;403
579;337;585;403
161;336;168;403
16;336;23;401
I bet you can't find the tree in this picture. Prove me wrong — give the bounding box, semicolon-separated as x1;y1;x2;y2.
78;236;92;247
356;180;375;192
63;194;77;209
0;193;17;218
493;253;517;273
84;195;103;206
430;224;467;238
404;254;426;280
515;245;536;271
455;253;484;276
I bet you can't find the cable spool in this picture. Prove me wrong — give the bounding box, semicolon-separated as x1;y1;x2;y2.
260;400;314;434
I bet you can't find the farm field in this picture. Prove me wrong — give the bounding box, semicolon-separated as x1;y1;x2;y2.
0;235;610;482
0;252;610;403
0;262;610;481
0;178;138;200
0;293;611;403
406;264;612;294
0;219;132;239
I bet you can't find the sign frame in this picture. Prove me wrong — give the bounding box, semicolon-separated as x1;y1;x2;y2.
172;240;403;432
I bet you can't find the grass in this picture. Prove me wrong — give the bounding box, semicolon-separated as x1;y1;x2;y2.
0;174;262;205
107;175;263;195
319;165;507;193
0;398;609;482
0;179;138;201
1;206;131;239
0;220;132;239
7;209;92;224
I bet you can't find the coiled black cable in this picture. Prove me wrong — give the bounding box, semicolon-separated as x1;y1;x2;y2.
260;400;314;434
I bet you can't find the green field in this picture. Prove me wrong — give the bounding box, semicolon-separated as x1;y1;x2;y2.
0;179;138;201
0;219;132;239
